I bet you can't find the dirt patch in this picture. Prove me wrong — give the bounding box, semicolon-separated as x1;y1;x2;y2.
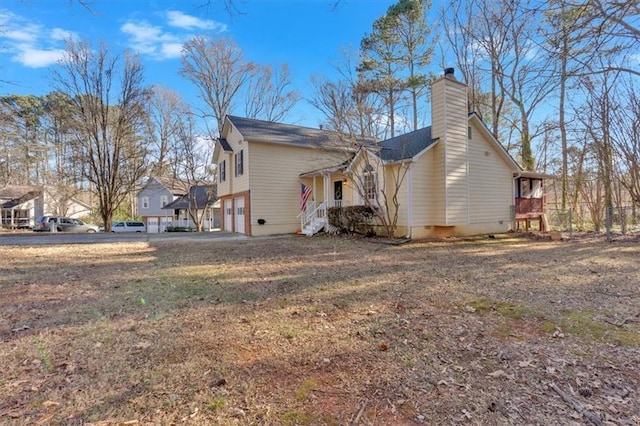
0;234;638;425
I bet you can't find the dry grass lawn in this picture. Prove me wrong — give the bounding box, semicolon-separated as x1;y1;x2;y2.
0;233;639;425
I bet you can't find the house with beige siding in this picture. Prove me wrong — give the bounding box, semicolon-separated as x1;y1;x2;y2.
214;68;548;238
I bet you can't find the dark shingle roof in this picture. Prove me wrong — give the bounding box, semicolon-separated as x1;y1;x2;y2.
218;138;233;151
227;115;358;149
163;185;216;210
378;127;437;161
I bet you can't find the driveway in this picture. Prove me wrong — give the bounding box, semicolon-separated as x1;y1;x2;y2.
0;230;247;246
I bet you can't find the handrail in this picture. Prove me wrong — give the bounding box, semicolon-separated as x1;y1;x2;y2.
300;200;327;234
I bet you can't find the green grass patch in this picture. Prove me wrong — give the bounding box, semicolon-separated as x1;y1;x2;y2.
33;338;54;373
543;310;640;347
281;409;323;426
294;379;318;401
207;397;226;411
467;298;531;320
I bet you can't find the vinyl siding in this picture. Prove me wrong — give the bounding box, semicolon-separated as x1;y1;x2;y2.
137;179;177;217
216;123;248;199
431;76;469;225
430;139;446;224
249;142;345;236
410;147;435;226
468;122;513;224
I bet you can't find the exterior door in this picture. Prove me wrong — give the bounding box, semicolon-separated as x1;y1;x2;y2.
334;181;343;207
224;200;232;232
147;217;159;233
234;197;245;234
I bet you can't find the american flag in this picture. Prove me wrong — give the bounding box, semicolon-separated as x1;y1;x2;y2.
300;183;312;211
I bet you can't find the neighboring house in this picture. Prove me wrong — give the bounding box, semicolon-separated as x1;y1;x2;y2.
136;176;188;233
214;68;549;238
0;185;43;229
162;184;219;231
1;185;92;229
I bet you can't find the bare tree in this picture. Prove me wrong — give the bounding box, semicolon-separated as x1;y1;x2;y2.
168;112;216;232
609;77;640;211
244;64;301;122
53;39;150;232
311;49;386;140
181;36;255;137
146;85;189;176
344;149;410;238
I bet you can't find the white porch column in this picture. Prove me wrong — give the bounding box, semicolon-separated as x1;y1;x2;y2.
312;176;317;204
323;174;330;207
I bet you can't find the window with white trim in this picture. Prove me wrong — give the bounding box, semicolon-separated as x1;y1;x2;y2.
160;195;168;207
142;197;149;209
234;150;244;177
364;164;376;201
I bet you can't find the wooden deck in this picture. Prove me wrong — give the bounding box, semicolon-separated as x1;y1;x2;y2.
515;197;546;232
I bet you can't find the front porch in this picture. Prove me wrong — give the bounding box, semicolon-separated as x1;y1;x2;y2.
298;169;357;236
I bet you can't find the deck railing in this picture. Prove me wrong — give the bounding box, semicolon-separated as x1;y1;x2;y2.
515;197;543;215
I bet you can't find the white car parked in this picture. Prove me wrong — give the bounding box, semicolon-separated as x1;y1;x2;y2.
111;221;147;233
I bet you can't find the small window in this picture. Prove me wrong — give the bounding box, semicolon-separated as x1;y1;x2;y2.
161;195;168;207
468;126;472;140
234;150;244;177
219;160;226;182
142;197;149;209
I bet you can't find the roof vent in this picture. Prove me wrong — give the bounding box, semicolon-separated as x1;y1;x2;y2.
444;67;455;79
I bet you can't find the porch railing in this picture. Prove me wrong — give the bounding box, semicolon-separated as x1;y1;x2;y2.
299;201;328;236
328;199;351;209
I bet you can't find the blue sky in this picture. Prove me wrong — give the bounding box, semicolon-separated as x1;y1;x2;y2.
0;0;417;128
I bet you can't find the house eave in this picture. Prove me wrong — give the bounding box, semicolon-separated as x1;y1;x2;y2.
517;171;556;180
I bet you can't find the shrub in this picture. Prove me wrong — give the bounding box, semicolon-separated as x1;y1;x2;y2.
165;226;195;232
328;206;376;235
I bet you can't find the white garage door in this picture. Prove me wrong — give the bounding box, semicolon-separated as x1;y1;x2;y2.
147;217;159;233
224;200;232;232
235;197;245;234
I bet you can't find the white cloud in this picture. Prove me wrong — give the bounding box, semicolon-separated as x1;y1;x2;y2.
161;43;184;59
14;46;65;67
121;10;226;61
166;10;227;32
0;8;69;68
51;28;77;42
121;20;183;59
4;26;40;43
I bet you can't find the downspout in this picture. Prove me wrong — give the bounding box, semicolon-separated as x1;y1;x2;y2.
512;170;522;230
406;162;413;239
